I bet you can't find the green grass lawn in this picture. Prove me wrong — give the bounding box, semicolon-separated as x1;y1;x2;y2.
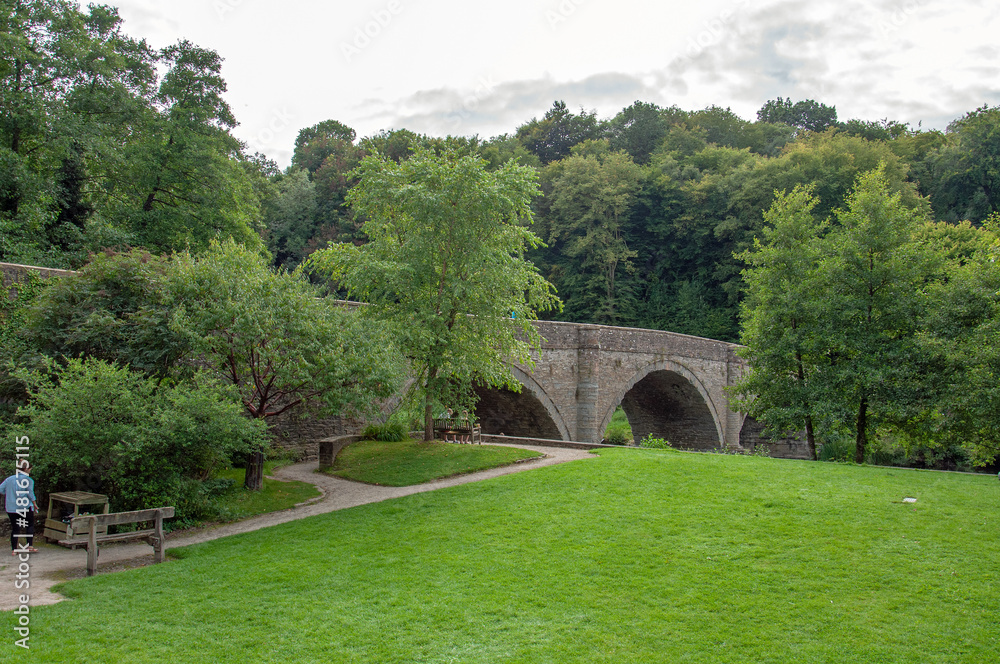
206;460;321;521
323;438;544;486
5;448;999;663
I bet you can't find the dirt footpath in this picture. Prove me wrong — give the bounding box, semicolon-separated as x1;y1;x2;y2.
0;443;594;610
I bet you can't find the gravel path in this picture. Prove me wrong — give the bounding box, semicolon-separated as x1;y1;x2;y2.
0;443;594;610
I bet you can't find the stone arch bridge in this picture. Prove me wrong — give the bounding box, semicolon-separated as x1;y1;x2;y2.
2;262;798;456
475;320;750;451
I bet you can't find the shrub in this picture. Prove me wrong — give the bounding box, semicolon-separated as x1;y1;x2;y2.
640;435;672;449
24;249;186;378
361;421;409;442
818;438;856;463
604;424;631;445
13;358;268;520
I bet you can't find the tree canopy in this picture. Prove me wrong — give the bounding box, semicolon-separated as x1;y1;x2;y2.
308;149;560;440
735;167;1000;466
169;240;404;488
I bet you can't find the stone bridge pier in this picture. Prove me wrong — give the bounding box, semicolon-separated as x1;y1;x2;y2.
474;321;747;450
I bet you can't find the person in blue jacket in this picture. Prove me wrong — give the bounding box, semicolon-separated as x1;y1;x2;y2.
1;463;39;554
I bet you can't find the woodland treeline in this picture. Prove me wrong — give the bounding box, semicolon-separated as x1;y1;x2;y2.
4;2;1000;345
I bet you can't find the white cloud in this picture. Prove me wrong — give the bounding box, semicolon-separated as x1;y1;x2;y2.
98;0;1000;166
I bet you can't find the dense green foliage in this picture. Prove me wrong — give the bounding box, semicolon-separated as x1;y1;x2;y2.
0;268;46;409
11;243;404;493
6;449;998;662
603;406;633;445
308;149;560;439
0;0;271;267
735;168;1000;465
275;98;998;344
360;421;410;442
4;0;997;344
7;0;998;345
325;438;543;486
11;358;267;520
24;249;184;377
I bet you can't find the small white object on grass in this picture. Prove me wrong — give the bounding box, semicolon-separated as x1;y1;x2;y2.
902;497;917;503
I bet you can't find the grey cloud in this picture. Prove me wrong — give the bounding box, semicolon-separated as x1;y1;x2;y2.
354;73;659;139
348;0;995;139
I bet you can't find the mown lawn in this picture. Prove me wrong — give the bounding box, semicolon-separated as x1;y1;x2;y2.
324;438;544;486
207;460;321;521
4;448;998;663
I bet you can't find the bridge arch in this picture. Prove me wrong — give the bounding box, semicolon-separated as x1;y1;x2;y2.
600;358;724;449
474;365;571;441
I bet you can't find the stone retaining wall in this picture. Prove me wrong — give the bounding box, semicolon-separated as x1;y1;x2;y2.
2;261;75;300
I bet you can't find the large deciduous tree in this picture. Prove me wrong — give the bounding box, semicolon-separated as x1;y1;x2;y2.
169;240;403;489
308;149;561;441
756;97;838;132
516;100;602;165
117;40;265;253
543;142;643;325
819;167;934;462
736;166;936;463
0;0;156;264
925;105;1000;223
733;186;827;459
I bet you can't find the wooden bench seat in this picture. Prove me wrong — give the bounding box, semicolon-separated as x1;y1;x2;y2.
58;529;157;547
432;418;482;444
67;507;175;576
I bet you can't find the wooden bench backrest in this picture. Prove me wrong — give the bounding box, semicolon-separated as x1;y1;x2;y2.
70;506;175;531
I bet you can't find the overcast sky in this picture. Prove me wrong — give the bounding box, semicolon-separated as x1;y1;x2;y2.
102;0;1000;167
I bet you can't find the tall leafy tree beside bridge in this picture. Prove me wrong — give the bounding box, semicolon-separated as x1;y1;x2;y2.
308;149;561;441
736;167;936;463
732;186;828;460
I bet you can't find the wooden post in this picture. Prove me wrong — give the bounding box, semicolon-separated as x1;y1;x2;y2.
153;510;165;563
86;517;97;577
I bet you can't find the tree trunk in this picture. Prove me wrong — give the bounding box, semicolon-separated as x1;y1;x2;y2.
244;448;265;491
423;366;438;441
854;396;868;464
424;397;434;442
795;351;817;460
805;414;817;461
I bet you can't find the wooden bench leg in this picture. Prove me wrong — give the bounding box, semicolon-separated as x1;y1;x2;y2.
86;518;97;577
154;512;165;563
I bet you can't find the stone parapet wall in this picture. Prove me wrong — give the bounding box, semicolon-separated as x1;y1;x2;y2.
2;261;76;300
738;417;813;460
318;434;364;470
270;411;368;460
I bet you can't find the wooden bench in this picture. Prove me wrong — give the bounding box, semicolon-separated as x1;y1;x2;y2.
433;418;482;444
66;507;175;576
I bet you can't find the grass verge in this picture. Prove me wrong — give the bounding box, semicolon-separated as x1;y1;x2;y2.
206;460;321;521
323;438;545;486
6;448;999;663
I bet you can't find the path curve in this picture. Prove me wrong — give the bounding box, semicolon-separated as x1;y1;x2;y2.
0;443;594;610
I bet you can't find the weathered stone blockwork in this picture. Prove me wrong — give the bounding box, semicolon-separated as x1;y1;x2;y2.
476;320;753;452
738;417;813;460
269;410;367;460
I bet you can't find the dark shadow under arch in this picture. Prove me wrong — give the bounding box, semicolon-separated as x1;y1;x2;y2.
618;369;720;450
473;383;564;440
